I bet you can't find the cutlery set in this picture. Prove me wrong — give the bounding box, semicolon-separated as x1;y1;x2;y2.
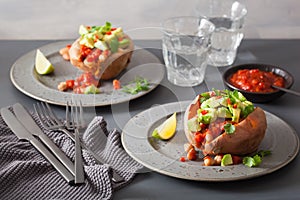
0;102;121;185
1;106;75;183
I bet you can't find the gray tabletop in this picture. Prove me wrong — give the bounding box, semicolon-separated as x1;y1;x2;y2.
0;39;300;199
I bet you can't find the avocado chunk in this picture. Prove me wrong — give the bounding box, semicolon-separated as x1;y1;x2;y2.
201;96;221;108
217;107;232;118
103;33;117;43
94;40;108;51
79;25;89;35
231;107;241;123
79;36;94;48
109;37;119;53
197;108;217;124
112;27;124;38
84;85;100;94
119;38;130;49
221;154;233;166
187;117;201;132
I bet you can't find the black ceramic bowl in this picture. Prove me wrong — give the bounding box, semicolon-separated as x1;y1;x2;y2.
223;63;294;103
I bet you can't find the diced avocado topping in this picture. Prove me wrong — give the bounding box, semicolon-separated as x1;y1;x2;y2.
218;150;271;168
78;22;129;54
79;25;89;35
217;107;232;118
240;101;255;118
193;90;255;134
113;27;124;38
119;38;130;49
94;40;108;51
187;117;201;132
197;108;217;124
109;37;119;53
103;33;116;43
79;37;94;48
201;96;222;109
230;106;241;123
221;154;233;166
84;84;100;94
223;123;236;134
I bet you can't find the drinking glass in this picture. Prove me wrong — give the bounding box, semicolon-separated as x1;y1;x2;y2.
195;0;247;67
162;16;215;87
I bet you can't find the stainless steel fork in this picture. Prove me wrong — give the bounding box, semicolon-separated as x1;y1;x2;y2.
34;102;75;141
65;101;85;184
34;102;125;183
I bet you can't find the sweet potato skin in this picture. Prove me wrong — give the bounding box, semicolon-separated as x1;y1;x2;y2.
184;96;267;155
203;107;267;155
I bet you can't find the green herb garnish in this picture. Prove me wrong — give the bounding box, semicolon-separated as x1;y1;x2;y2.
200;92;211;103
257;150;272;157
223;123;236;134
122;77;150;94
243;150;271;167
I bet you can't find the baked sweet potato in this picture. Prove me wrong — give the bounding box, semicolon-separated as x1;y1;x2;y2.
184;90;267;156
68;34;134;80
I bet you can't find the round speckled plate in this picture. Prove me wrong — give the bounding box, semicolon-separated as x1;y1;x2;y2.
121;101;299;181
10;40;164;107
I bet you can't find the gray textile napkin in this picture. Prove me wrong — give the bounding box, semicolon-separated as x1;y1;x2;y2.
0;109;143;200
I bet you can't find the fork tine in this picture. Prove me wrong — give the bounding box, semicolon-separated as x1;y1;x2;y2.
79;100;85;128
44;102;63;126
36;103;53;127
65;101;71;130
35;102;67;130
71;101;76;129
72;101;76;125
40;102;58;127
34;103;48;128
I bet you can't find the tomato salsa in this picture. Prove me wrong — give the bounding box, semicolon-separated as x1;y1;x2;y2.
229;69;285;93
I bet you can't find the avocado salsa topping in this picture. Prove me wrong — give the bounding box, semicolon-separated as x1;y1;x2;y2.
78;22;130;61
187;89;255;140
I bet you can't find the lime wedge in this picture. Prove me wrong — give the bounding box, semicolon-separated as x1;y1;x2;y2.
152;112;177;140
35;49;54;75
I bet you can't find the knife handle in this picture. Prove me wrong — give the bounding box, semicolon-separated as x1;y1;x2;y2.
74;129;85;184
29;136;74;184
39;134;75;176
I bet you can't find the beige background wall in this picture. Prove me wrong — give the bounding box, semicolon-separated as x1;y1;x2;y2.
0;0;300;40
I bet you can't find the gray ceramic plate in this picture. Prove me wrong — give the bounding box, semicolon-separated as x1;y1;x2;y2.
122;101;299;181
10;40;165;107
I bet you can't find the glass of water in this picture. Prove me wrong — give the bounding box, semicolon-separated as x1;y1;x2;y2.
162;16;215;87
195;0;247;67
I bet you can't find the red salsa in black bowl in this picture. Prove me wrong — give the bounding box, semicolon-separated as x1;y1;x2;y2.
223;64;294;103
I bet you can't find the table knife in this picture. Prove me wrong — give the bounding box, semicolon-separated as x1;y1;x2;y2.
1;107;74;184
13;103;75;176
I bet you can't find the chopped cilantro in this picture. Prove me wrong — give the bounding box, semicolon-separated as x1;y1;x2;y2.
243;157;257;167
122;77;150;94
243;150;271;167
257;150;272;157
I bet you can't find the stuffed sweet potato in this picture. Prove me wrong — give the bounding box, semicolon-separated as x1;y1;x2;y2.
60;22;134;80
184;90;267;156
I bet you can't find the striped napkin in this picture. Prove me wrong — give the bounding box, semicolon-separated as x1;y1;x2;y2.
0;110;143;200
